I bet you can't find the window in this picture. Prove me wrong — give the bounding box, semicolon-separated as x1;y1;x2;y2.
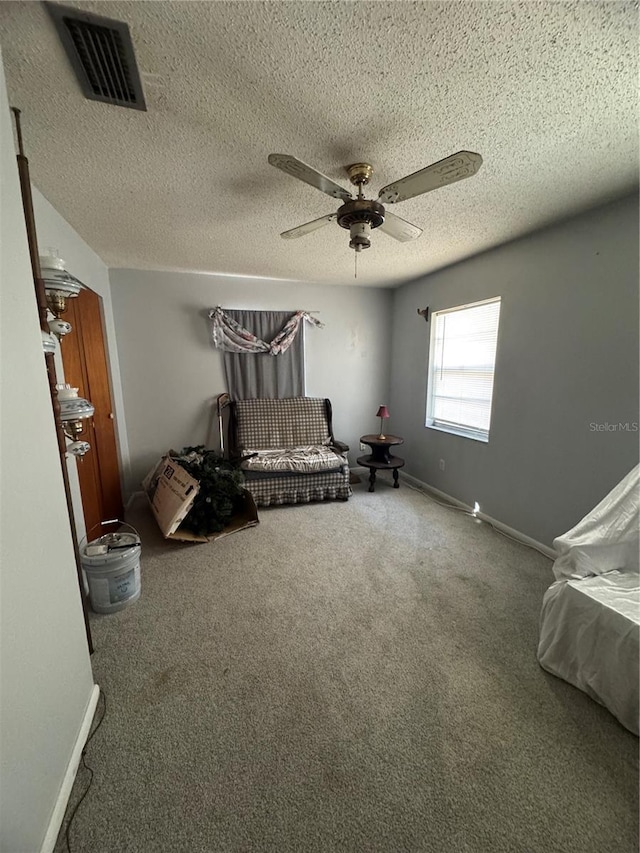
426;297;501;442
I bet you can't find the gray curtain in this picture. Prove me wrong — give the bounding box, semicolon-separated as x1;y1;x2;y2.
223;310;305;399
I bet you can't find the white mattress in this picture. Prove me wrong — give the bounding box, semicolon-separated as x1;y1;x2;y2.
538;570;640;734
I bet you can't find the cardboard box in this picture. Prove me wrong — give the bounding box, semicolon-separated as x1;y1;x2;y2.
142;454;259;543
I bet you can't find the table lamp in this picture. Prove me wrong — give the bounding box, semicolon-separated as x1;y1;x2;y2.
376;405;390;439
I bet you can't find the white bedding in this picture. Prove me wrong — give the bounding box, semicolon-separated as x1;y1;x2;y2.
537;464;640;734
551;465;639;582
538;570;640;734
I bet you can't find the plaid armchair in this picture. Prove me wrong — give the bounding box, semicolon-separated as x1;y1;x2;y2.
229;397;351;507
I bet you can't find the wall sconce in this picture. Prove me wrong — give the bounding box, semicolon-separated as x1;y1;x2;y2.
48;318;73;339
41;249;94;457
40;252;83;323
57;386;94;456
42;254;95;459
67;440;92;458
41;330;57;354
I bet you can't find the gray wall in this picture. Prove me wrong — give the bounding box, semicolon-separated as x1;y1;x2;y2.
0;52;95;852
390;194;639;546
109;269;393;493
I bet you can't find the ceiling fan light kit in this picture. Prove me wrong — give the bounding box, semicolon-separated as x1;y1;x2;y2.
337;193;385;253
268;150;483;262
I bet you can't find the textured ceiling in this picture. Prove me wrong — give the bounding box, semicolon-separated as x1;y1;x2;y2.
0;1;637;286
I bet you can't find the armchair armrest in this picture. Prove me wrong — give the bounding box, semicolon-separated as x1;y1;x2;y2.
331;440;349;454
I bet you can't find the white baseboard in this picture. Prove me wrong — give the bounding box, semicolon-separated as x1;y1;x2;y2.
400;471;557;560
40;683;100;853
125;489;145;511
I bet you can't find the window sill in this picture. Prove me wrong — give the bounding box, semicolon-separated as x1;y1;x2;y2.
425;422;489;443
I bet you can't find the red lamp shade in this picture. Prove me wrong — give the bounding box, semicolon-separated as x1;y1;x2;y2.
376;405;390;439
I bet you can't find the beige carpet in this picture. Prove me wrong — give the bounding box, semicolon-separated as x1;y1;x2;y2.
57;479;638;852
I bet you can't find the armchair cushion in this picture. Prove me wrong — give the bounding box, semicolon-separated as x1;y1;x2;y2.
242;445;345;474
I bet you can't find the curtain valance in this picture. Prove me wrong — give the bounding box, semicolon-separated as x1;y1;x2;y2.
208;306;323;355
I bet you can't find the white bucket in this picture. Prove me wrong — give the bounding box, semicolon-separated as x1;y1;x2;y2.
80;521;141;614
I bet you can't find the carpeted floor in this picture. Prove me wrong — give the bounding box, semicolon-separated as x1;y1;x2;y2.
56;479;638;853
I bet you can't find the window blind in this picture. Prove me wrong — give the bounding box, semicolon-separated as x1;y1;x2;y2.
426;297;501;441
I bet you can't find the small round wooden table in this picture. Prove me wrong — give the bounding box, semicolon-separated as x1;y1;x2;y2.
357;434;405;493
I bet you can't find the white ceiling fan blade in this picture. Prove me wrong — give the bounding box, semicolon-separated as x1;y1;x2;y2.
378;211;423;242
268;154;352;201
378;151;483;204
281;213;337;239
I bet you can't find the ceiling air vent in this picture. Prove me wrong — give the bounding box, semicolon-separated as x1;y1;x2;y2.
45;2;147;111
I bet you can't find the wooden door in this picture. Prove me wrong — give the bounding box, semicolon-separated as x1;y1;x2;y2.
61;287;124;538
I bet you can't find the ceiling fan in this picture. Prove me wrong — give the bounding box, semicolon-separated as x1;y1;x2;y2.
268;150;483;253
